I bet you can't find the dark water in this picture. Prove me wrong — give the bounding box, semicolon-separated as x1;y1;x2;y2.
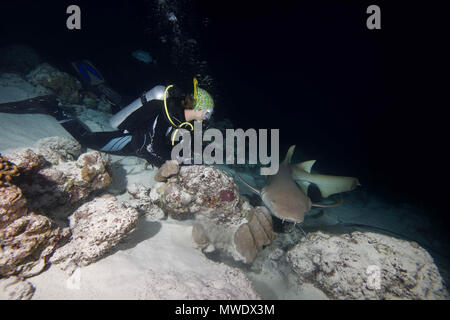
1;0;448;267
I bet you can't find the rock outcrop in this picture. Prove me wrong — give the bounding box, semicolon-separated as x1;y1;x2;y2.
26;63;82;104
50;195;139;273
286;231;449;300
4;148;111;214
126;183;165;220
0;276;36;300
154;159;179;182
0;160;70;278
155;164;274;264
159;165;242;221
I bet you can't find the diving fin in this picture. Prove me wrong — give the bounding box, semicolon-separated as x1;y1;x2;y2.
70;60;122;109
71;60;104;86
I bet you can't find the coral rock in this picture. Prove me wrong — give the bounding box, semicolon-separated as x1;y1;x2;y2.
154;160;179;182
126;183;165;220
4;149;111;213
2;149;45;176
286;231;449;300
50;196;139;273
0;184;27;229
0;183;70;278
160;165;241;222
34;136;82;164
26;63;82;104
0;276;35;300
0;155;21;187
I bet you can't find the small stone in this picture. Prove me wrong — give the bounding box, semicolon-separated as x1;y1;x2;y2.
154;160;179;182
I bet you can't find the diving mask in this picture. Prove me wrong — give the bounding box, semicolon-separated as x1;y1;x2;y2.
203;108;213;121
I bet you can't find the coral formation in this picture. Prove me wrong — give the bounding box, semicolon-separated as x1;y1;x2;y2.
0;276;35;300
154;159;179;182
0;154;21;188
3;149;45;176
3;148;111;214
50;195;139;273
34;136;82;164
159;165;242;222
0;172;70;278
154;163;274;264
26;63;82;104
126;183;165;219
286;231;449;299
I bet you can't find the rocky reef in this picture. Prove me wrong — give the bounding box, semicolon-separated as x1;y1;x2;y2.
50;195;139;273
0;144;263;299
0;139;113;282
26;63;82;104
4;146;111;218
247;230;448;300
148;163;275;264
0;154;70;280
286;231;449;299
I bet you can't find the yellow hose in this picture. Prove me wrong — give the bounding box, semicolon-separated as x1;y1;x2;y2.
164;85;193;145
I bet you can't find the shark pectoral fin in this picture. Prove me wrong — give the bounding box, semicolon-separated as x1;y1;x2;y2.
306;174;360;198
312;197;344;208
295;180;311;195
233;169;261;195
295;160;316;173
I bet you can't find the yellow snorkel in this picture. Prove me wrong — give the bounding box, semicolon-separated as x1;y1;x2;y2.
163;85;194;145
193;77;199;101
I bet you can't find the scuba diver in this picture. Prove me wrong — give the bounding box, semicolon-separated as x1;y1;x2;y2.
0;61;215;167
61;78;214;167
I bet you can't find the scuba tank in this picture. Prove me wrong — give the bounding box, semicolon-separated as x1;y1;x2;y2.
109;85;166;130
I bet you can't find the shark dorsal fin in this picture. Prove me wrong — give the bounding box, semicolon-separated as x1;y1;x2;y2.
295;160;316;173
283;145;296;165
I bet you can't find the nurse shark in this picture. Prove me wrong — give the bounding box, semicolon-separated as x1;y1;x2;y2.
234;145;360;224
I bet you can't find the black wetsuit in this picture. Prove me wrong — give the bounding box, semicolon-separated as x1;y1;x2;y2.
0;86;191;167
63;85;190;167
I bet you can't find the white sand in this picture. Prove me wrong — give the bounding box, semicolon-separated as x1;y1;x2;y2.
0;113;73;152
29;220;205;299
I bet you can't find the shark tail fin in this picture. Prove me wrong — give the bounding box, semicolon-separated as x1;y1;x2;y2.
283;145;296;165
233;169;261;195
312;197;344;208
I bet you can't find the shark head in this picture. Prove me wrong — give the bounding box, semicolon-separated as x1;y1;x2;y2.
259;145;312;223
